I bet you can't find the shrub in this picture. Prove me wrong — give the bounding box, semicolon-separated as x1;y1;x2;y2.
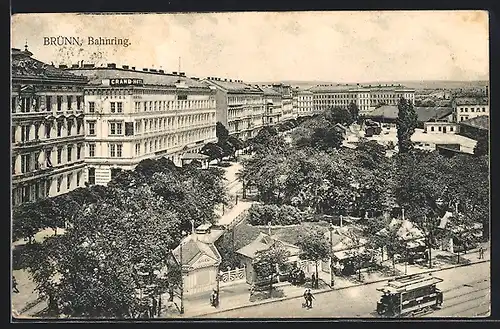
247;204;302;226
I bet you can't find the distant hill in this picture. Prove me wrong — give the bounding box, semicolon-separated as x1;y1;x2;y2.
251;80;489;90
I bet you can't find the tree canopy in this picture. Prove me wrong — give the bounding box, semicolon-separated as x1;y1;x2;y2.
396;98;418;153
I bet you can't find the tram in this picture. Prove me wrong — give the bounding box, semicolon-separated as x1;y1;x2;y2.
376;273;444;317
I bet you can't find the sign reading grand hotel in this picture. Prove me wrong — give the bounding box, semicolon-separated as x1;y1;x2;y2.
109;78;143;86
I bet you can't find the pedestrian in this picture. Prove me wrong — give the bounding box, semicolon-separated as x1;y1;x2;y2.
210;289;219;308
478;246;484;259
311;273;316;289
12;276;19;293
303;288;310;308
306;289;315;308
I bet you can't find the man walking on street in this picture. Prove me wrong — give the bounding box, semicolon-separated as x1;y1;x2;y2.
12;276;19;293
478;246;484;259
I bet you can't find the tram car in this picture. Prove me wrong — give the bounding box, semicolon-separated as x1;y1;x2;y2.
376;273;444;317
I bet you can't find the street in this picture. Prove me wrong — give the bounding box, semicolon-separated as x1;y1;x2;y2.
201;261;490;318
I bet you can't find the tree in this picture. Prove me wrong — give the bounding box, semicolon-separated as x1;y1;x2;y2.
216;122;229;144
394;151;451;268
348;102;360;125
200;142;224;163
326;107;353;126
473;134;488;157
252;242;290;294
26;186;180;318
296;228;330;288
396;97;418;153
310;126;343;151
12;202;45;243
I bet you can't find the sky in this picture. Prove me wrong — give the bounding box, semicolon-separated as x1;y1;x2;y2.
11;11;489;83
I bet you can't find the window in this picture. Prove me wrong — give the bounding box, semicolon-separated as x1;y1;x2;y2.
34;124;40;140
464;108;468;112
88;122;96;135
76;171;81;186
450;127;454;132
57;121;63;137
12;97;17;113
46;150;52;167
12;127;16;143
135;143;141;156
21;154;31;173
21;125;30;142
45;96;51;111
117;144;122;157
430;126;434;131
471;108;475;113
67;145;73;162
57;147;63;164
67;173;72;190
110;102;116;113
110;122;123;135
109;144;116;157
57;96;62;111
483;107;486;112
88;168;96;185
67;120;73;136
149;141;153;152
88;102;95;113
144;102;147;112
135;102;140;112
117;102;123;113
57;176;63;192
154;140;158;150
88;143;95;157
77;120;82;135
67;96;73;109
76;96;82;110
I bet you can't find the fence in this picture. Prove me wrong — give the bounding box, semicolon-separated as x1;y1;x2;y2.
227;209;249;230
219;266;246;287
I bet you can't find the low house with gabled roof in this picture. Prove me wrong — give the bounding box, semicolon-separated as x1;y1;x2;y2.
236;232;300;284
172;224;223;295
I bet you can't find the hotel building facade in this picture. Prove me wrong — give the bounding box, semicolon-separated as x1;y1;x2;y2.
66;64;217;185
11;47;88;206
204;77;264;141
310;83;415;115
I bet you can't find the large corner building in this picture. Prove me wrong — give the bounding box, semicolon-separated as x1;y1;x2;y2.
11;47;88;205
66;64;217;185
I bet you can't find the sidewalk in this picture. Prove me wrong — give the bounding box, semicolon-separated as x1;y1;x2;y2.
176;247;490;318
216;201;253;227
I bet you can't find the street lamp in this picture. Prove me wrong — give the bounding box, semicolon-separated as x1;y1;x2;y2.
179;230;187;314
329;224;335;288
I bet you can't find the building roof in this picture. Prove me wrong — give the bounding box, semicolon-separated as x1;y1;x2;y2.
66;67;209;88
459;115;489;131
11;48;87;82
454;97;489;106
172;234;221;266
181;153;210;160
414;107;453;122
204;78;263;93
236;232;300;259
309;84;358;93
261;87;282;96
364;105;399;120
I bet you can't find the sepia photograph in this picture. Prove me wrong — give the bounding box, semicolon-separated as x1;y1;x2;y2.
10;11;490;319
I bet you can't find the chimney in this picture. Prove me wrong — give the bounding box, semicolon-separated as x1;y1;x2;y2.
159;69;164;74
107;63;116;68
122;65;129;69
143;68;148;72
59;64;68;69
71;64;79;68
172;71;178;75
131;67;136;70
83;63;95;68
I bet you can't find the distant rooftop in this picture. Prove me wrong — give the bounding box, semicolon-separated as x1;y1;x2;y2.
12;48;88;82
414;106;453;122
454;97;489;106
204;77;262;93
66;65;208;88
309;83;413;93
459;115;489;131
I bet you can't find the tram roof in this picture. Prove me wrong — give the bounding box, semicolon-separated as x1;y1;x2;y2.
377;274;443;294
